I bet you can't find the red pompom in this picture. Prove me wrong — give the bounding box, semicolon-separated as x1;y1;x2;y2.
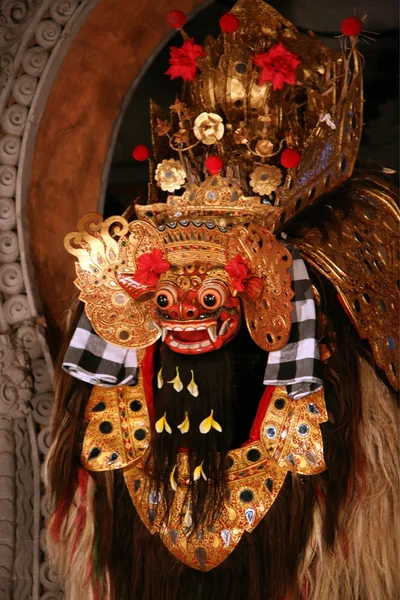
219;13;240;33
132;145;150;162
280;148;301;169
340;16;363;36
205;156;224;175
167;10;186;29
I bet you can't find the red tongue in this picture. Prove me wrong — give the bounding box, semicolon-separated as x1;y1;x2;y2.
172;329;208;342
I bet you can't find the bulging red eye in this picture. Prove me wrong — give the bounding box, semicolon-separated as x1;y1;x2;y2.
155;284;177;309
198;282;227;310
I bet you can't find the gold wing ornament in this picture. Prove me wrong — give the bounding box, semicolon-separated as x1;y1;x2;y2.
292;175;399;390
64;213;164;348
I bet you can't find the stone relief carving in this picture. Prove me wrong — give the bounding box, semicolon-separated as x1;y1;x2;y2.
0;0;99;597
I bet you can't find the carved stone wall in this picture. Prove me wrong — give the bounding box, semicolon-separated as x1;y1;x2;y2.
0;1;100;598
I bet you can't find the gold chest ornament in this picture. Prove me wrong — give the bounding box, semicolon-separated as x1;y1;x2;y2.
82;366;328;571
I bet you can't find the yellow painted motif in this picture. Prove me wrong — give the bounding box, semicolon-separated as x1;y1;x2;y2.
157;367;164;389
187;370;199;397
199;410;222;434
177;412;190;434
155;412;172;434
170;465;178;491
168;367;184;392
193;461;207;481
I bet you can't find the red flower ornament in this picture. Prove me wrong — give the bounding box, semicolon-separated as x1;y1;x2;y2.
134;249;171;286
254;43;301;91
165;38;205;82
225;255;249;292
167;10;186;29
219;13;240;33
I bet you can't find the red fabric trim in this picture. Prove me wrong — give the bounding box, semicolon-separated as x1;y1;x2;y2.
142;344;156;423
246;385;275;444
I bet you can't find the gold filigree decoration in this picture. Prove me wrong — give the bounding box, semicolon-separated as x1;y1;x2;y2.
155;159;187;192
122;386;327;571
64;215;164;348
249;165;282;195
81;373;328;570
293;176;400;389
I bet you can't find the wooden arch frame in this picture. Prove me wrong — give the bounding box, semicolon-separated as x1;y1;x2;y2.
28;0;208;351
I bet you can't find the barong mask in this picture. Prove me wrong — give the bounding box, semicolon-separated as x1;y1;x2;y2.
64;179;295;356
56;0;400;577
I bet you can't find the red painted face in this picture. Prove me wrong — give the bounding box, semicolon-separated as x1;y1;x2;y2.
155;264;241;354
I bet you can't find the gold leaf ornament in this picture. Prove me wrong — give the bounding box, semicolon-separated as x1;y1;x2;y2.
177;412;190;434
193;112;224;145
168;367;184;392
199;410;222;434
193;461;207;481
155;412;172;434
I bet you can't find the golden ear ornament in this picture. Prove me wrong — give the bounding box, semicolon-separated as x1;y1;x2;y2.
64;214;165;349
228;223;294;352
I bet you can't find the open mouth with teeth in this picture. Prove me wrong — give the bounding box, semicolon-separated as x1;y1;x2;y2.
154;315;239;354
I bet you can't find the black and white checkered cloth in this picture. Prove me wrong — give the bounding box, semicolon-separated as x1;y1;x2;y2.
63;248;322;398
62;313;138;386
263;247;323;399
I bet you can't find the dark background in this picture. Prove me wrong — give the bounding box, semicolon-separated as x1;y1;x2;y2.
104;0;399;217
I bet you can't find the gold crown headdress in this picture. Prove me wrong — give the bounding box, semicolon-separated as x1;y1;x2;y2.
145;0;363;230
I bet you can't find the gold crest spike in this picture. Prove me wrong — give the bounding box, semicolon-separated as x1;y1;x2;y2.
187;370;199;397
155;413;172;434
177;412;190;434
157;368;164;389
193;462;207;482
168;367;184;393
170;465;178;492
199;410;222;434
